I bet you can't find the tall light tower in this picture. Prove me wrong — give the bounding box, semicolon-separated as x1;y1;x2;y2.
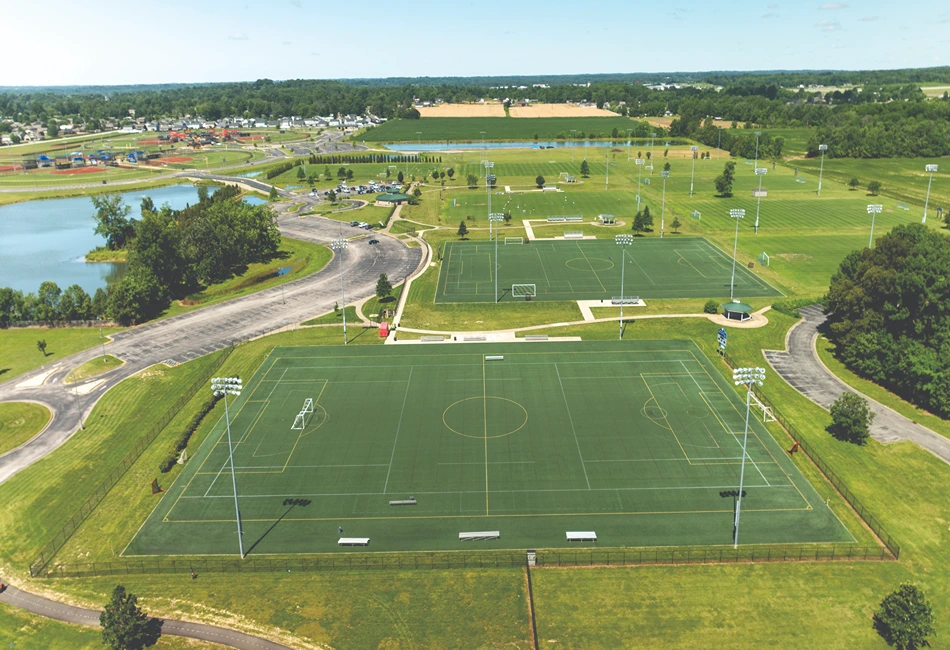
480;131;487;177
635;158;645;210
484;161;495;237
211;377;245;558
923;164;938;224
616;234;633;339
729;208;746;300
753;130;762;171
490;213;505;302
650;132;657;175
330;238;348;344
867;204;882;248
689;145;699;197
817;144;828;196
753;167;767;233
659;170;670;238
731;366;766;549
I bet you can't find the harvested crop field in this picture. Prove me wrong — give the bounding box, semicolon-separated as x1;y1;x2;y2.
418;103;506;118
508;104;618;118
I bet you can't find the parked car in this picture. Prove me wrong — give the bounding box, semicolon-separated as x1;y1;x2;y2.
368;239;379;245
349;221;359;227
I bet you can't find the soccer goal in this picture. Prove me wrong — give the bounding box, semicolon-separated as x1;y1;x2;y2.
291;398;315;430
505;237;524;245
750;391;776;423
512;284;536;300
757;252;770;267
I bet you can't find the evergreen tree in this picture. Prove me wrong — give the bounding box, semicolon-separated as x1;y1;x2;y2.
376;273;393;299
715;161;737;197
100;585;156;650
580;159;590;177
457;221;468;238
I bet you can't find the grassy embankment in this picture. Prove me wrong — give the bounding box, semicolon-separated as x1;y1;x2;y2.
0;402;51;456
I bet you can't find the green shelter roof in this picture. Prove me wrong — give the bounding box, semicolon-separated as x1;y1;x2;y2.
721;301;754;313
377;193;410;202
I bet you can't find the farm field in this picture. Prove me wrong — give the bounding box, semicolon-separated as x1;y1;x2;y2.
126;341;850;556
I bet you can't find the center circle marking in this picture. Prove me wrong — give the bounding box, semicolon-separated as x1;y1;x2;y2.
443;396;528;439
565;257;614;272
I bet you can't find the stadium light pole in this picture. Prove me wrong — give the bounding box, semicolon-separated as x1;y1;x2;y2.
923;164;938;224
635;158;645;210
753;167;767;233
689;145;699;197
729;208;746;300
650;132;657;175
330;239;348;344
753;130;762;171
484;161;495;237
616;234;633;339
211;377;245;558
480;131;486;176
817;144;828;196
732;367;766;549
490;213;505;302
660;170;670;238
867;204;882;248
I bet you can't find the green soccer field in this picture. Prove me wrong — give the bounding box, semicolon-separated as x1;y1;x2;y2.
126;341;851;556
434;237;782;303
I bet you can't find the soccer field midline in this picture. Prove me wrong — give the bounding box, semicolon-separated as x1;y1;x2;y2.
434;237;781;303
126;342;852;555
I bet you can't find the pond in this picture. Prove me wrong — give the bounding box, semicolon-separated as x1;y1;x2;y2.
384;140;652;152
0;184;201;295
243;195;269;206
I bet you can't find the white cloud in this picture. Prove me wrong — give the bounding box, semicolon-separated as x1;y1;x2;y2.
310;52;320;56
818;3;848;9
228;33;249;41
859;15;878;21
816;20;842;30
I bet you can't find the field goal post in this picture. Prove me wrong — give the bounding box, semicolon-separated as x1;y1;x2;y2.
504;237;524;245
757;252;770;267
750;391;776;423
512;283;536;300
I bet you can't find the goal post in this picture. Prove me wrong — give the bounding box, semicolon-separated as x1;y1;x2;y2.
511;283;536;299
302;398;314;414
750;391;776;423
504;237;524;245
757;252;770;267
292;413;306;430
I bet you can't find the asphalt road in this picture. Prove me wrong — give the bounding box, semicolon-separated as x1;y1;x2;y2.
764;305;950;465
0;582;291;649
0;215;423;484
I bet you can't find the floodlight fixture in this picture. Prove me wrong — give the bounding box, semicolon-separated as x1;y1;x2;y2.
867;204;883;248
731;366;766;548
330;238;349;344
923;164;939;224
729;209;746;299
616;234;634;339
211;376;245;558
817;144;829;196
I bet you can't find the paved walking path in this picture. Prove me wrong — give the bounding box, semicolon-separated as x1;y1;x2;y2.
764;305;950;465
0;582;291;649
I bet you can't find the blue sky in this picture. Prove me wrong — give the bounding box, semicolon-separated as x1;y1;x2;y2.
6;0;948;86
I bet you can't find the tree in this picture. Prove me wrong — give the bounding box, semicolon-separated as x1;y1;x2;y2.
337;166;347;179
671;216;682;233
439;171;445;180
296;166;306;180
47;119;59;138
268;185;278;201
100;585;158;650
346;168;354;181
91;193;134;250
663;161;671;172
580;159;590;177
663;148;669;158
197;185;210;203
829;392;874;444
715;161;737;197
397;171;404;183
36;339;48;356
641;205;654;231
466;174;478;189
703;299;719;314
457;221;468;238
632;211;646;235
867;180;882;195
323;166;331;180
873;584;935;650
535;175;545;188
446;167;455;179
503;211;512;224
412;187;422;198
35;281;62;322
376;273;393;299
849;177;860;190
327;189;336;203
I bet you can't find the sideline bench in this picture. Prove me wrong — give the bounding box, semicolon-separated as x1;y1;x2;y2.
389;498;417;506
524;335;548;341
420;336;445;342
459;531;500;542
611;296;640;305
566;531;597;542
338;537;370;546
485;355;504;361
464;336;487;342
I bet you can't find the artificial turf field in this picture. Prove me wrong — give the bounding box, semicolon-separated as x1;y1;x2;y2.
435;237;782;303
126;341;852;556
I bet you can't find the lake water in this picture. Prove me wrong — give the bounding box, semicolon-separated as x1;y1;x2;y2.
384;140;652;152
243;196;269;206
0;184;200;295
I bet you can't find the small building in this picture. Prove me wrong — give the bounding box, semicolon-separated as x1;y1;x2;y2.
721;301;753;322
376;192;410;206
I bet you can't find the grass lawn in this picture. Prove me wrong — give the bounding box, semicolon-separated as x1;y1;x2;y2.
301;306;358;325
0;402;51;456
64;355;123;384
0;327;123;384
158;237;332;320
358;116;644;142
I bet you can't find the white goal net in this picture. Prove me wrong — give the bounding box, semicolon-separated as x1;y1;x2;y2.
512;284;536;299
750;392;776;423
291;398;315;430
505;237;524;245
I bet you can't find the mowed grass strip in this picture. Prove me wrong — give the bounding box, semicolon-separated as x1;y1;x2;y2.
0;327;124;385
358;116;644;142
63;355;123;384
0;402;51;456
